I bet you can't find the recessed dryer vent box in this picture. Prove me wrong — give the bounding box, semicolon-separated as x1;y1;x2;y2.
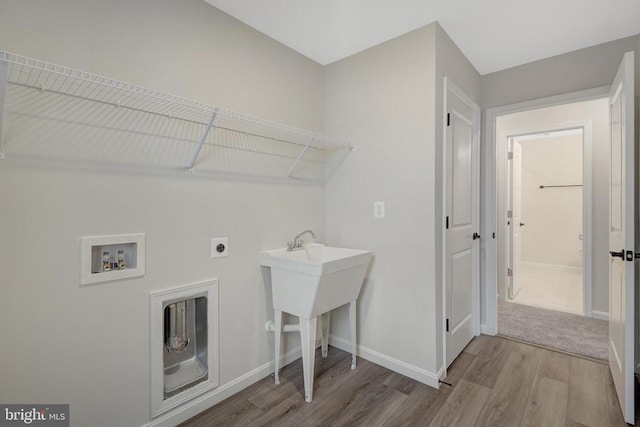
80;233;145;285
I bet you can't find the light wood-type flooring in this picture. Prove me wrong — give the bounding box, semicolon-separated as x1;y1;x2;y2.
180;335;627;427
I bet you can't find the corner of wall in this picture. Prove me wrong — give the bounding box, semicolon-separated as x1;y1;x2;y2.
433;22;482;371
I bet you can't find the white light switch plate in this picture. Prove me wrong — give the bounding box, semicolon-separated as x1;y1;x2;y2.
374;201;385;218
211;237;228;258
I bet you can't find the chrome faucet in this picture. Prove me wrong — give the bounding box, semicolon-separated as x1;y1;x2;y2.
287;229;316;251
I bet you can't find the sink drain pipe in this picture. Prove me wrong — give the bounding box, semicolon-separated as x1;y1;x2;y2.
265;320;300;333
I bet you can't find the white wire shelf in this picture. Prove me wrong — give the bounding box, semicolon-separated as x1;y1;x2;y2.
0;51;353;183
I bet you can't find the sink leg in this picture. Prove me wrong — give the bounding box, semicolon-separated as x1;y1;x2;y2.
349;301;357;370
300;316;317;402
321;312;331;358
274;309;282;385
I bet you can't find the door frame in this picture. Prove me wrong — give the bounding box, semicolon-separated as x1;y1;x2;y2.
482;86;610;335
442;76;481;372
502;124;592;315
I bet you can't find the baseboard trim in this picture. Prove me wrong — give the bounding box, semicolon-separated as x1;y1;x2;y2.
328;335;440;389
592;310;610;321
522;261;582;272
141;346;302;427
480;323;496;335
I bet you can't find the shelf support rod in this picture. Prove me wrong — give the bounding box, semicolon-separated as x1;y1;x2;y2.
287;136;314;179
187;108;218;172
0;60;8;160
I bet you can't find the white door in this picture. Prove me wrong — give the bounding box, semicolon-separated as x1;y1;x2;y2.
445;78;480;367
608;51;635;425
508;139;523;299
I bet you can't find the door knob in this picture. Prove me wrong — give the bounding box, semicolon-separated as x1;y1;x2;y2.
473;232;480;240
610;249;625;259
519;222;525;227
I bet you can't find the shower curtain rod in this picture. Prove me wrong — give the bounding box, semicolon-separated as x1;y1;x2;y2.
539;184;583;189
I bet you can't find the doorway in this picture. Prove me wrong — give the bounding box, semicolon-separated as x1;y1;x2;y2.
489;97;611;362
491;97;613;323
506;128;585;315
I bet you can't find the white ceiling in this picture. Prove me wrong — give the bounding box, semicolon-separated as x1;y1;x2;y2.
203;0;640;75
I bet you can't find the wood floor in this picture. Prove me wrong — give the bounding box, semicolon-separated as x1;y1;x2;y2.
180;335;627;427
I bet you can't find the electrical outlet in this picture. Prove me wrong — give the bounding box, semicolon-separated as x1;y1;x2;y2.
374;201;385;218
211;237;228;258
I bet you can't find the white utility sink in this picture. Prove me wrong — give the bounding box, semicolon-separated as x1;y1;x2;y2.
260;243;371;318
260;243;372;402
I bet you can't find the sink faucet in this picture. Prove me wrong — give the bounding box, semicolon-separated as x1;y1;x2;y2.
287;229;316;251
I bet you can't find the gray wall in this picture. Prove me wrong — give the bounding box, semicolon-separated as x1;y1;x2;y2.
480;34;640;327
323;24;439;374
482;36;639;108
0;1;325;426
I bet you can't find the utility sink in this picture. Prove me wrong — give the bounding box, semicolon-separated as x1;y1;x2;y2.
260;243;372;403
260;243;372;318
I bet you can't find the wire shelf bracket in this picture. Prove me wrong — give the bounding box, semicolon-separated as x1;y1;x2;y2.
0;60;7;160
188;108;218;173
287;136;314;179
0;51;354;183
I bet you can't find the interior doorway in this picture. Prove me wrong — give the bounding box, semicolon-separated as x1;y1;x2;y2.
506;129;584;315
488;96;611;362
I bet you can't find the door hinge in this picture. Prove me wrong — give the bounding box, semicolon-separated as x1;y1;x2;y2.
446;318;450;332
447;113;450;127
507;268;513;277
507;210;513;219
446;216;449;229
508;151;513;160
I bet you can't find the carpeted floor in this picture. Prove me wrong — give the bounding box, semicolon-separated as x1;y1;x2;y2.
498;299;608;361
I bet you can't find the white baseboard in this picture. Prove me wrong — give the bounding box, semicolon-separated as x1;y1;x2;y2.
141;346;302;427
522;261;582;272
328;335;440;389
592;310;610;321
480;323;496;335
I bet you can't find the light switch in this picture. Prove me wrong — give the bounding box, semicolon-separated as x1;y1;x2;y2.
374;201;385;218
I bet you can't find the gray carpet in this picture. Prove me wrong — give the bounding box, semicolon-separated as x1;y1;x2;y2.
498;299;608;361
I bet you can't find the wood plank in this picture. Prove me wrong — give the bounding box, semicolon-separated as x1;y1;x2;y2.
536;348;571;384
178;392;263;426
599;363;627;427
324;382;407;427
475;344;542;426
247;346;348;409
383;385;447;427
464;334;489;355
565;420;590;427
445;351;476;388
280;359;394;426
179;336;620;427
520;376;568;427
566;357;610;427
428;379;490;427
383;372;418;395
465;336;511;389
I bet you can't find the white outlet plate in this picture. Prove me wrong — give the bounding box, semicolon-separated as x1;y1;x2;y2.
211;237;228;258
374;201;385;218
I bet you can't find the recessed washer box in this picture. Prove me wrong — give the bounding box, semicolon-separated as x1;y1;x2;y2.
80;233;145;285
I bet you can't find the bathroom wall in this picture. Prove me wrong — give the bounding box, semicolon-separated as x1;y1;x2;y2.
495;99;610;314
519;133;583;268
0;1;326;426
